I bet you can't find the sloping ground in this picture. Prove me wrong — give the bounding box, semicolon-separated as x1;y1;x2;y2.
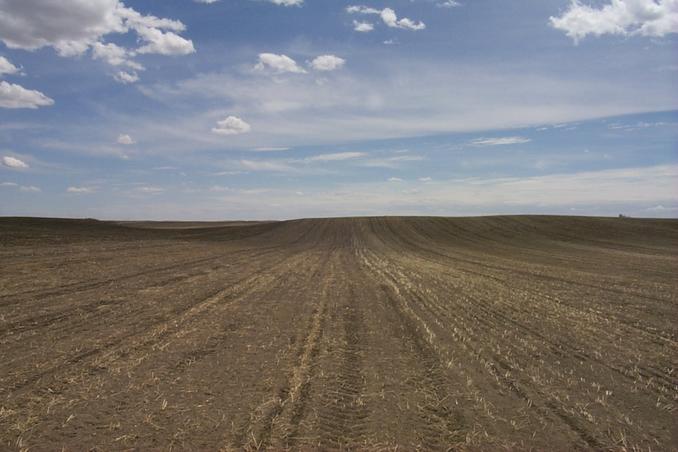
0;216;676;450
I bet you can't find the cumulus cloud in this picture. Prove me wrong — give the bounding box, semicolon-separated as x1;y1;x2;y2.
255;53;306;74
307;151;366;161
353;20;375;32
0;0;194;81
67;186;94;193
117;134;135;145
0;181;18;187
114;71;139;84
194;0;219;3
2;156;29;168
470;136;532;146
2;156;29;169
388;177;403;182
92;42;142;70
0;81;54;108
550;0;678;42
212;116;251;135
0;56;19;75
347;5;426;30
134;27;195;55
380;8;426;30
310;55;346;71
419;176;433;182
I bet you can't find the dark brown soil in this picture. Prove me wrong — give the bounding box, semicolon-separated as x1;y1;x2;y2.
1;215;676;450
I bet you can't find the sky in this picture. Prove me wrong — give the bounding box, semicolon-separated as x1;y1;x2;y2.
0;0;677;220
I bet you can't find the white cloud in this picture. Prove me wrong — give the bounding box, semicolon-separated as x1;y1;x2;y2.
0;81;54;108
307;151;366;161
361;155;424;168
646;204;668;211
134;27;195;55
0;0;124;55
252;146;290;152
227;165;678;218
117;134;135;145
470;136;532;146
136;56;677;151
347;5;426;31
137;186;164;193
2;156;29;169
114;71;139;84
438;0;461;7
212;116;251;135
270;0;303;5
0;0;194;80
67;186;94;193
346;6;381;14
195;0;219;3
92;42;143;70
353;20;374;32
255;53;306;74
419;177;433;182
0;56;19;75
239;159;295;172
0;181;39;192
381;8;426;30
310;55;346;71
550;0;678;42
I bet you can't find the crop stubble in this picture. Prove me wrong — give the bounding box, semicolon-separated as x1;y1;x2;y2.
0;216;676;450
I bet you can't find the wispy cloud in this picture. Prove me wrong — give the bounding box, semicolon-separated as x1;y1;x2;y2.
251;147;290;152
67;186;95;193
470;136;531;146
360;154;424;168
134;58;673;151
306;151;366;161
239;159;296;172
137;186;165;194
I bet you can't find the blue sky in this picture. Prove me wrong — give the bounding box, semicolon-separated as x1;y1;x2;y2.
0;0;677;220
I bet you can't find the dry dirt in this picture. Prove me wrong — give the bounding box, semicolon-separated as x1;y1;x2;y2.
0;215;677;450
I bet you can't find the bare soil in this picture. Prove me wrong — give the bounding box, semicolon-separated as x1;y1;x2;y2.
1;215;677;450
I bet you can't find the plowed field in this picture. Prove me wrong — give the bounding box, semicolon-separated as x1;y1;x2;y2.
1;216;677;450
